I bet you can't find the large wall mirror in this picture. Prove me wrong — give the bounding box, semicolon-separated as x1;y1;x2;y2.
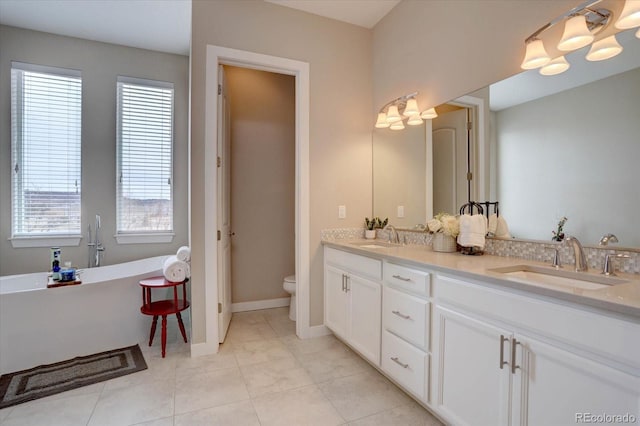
373;28;640;248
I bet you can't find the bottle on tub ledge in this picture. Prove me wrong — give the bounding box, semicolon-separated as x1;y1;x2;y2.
51;247;61;281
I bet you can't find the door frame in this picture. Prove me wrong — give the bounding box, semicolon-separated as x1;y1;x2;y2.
197;45;310;355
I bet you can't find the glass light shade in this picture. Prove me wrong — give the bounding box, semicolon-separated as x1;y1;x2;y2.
637;28;640;38
420;107;438;119
386;105;402;123
389;120;405;130
615;0;640;29
375;112;390;128
539;56;570;76
521;39;551;69
407;115;423;125
586;35;623;61
403;98;420;117
557;15;594;51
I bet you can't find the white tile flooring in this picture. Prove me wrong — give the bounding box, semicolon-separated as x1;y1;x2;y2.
0;307;443;426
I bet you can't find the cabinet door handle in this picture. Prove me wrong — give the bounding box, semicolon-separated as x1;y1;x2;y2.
392;310;411;320
390;357;409;369
341;274;346;292
345;275;350;292
511;338;521;374
499;335;509;369
392;274;411;282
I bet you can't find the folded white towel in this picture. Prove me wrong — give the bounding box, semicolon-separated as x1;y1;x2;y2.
163;255;189;282
495;216;511;239
457;214;487;249
487;214;498;236
176;246;191;262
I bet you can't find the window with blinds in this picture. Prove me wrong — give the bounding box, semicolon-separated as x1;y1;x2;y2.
116;77;174;234
11;62;82;237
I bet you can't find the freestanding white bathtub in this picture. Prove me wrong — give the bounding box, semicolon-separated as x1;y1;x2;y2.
0;255;172;374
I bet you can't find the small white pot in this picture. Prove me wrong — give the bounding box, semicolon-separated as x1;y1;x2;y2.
365;229;376;239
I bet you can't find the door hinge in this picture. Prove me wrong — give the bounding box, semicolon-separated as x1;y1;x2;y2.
466;121;473;130
218;84;222;95
217;156;221;167
217;230;221;241
218;303;222;314
467;172;473;181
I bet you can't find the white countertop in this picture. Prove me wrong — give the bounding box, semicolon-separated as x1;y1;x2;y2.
323;239;640;319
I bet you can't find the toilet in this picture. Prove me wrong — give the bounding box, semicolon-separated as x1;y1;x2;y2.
283;275;296;321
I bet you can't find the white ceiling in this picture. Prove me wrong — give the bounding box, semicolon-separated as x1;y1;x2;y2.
264;0;400;28
0;0;399;56
0;0;192;55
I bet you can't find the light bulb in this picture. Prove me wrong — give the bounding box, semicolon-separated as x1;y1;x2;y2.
586;35;623;61
539;56;570;76
615;0;640;29
386;105;402;123
558;15;594;51
521;39;551;69
420;107;438;119
403;98;420;117
375;112;390;128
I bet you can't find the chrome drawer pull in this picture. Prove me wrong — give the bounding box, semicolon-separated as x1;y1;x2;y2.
392;310;411;320
511;338;521;374
391;357;409;369
499;335;508;369
392;274;411;282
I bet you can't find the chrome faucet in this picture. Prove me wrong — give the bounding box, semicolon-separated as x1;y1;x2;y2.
564;236;588;272
385;224;400;244
87;214;105;268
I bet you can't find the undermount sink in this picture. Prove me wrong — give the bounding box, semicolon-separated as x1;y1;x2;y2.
488;264;629;291
350;241;399;249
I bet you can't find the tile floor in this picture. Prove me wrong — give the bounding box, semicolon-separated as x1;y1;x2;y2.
0;307;443;426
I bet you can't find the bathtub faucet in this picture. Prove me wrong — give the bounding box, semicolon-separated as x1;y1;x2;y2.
87;214;105;268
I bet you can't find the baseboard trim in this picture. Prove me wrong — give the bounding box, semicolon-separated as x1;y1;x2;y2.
299;324;331;339
190;341;218;357
232;297;290;313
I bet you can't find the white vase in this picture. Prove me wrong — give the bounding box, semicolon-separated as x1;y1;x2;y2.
432;233;457;252
365;229;376;239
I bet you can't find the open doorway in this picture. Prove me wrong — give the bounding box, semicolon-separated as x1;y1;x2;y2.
224;65;295;319
198;45;310;357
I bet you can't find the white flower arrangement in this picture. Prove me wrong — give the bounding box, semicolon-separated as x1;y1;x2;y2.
427;213;460;237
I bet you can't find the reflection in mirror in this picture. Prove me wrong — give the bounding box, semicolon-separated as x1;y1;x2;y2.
491;28;640;247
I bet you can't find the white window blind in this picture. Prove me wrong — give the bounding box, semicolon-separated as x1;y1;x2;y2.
11;62;82;237
117;77;174;233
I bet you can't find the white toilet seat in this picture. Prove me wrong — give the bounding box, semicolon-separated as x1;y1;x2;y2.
283;275;296;321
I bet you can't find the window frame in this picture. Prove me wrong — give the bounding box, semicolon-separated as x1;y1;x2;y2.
9;61;83;248
115;76;175;244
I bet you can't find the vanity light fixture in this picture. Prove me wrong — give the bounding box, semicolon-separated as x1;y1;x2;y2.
520;0;638;76
375;92;437;130
420;107;438;119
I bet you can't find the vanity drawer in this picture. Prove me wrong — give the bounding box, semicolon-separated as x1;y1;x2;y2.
324;247;382;281
383;286;430;350
381;329;428;401
384;262;431;296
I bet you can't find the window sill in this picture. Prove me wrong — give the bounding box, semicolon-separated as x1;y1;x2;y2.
115;233;174;244
10;235;83;248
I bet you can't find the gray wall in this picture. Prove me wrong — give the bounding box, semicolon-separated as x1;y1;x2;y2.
225;66;295;304
495;67;640;246
0;25;189;275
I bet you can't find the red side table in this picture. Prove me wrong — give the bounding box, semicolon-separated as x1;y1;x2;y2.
139;276;190;357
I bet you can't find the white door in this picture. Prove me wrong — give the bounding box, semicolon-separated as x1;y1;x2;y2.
513;334;640;426
217;65;232;342
348;274;381;365
432;128;456;215
433;107;472;211
433;306;512;426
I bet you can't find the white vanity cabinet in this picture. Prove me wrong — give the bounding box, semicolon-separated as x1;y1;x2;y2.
381;262;432;402
432;274;640;426
324;247;382;365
